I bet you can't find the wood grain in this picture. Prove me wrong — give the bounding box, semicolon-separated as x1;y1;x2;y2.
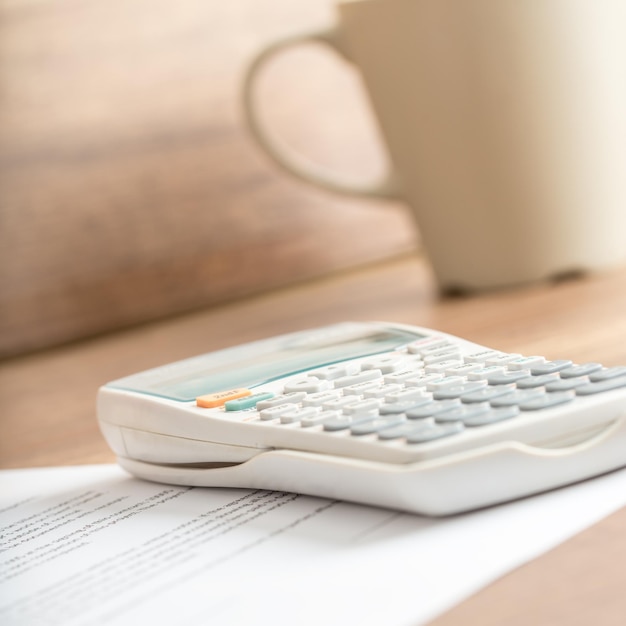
0;0;415;358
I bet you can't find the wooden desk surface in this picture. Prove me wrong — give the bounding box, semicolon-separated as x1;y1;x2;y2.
2;252;626;625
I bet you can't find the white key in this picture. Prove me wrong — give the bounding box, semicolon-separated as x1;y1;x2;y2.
384;387;431;403
323;395;362;411
444;362;484;377
466;366;506;381
506;356;546;371
302;390;342;407
363;384;403;399
279;406;320;424
464;350;503;364
425;359;464;373
342;398;382;416
383;368;425;384
485;353;523;366
310;363;359;380
284;378;330;394
333;369;383;388
259;403;299;420
403;373;444;387
425;376;467;391
360;356;405;374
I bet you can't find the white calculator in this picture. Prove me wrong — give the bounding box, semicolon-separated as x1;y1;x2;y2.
97;322;626;515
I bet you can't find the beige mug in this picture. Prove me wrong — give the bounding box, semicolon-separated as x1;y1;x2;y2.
243;0;626;291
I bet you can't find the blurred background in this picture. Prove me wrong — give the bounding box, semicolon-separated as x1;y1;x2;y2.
0;0;419;359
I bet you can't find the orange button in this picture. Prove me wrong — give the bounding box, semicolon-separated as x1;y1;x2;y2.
196;388;252;408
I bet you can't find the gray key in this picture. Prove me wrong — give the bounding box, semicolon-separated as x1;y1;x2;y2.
378;420;461;442
406;399;461;419
545;376;589;392
461;384;515;403
530;360;573;375
519;391;575;410
405;421;464;443
589;366;626;382
434;403;490;422
323;413;375;431
379;397;433;414
490;388;544;407
433;381;489;400
350;415;407;435
515;373;559;389
487;370;531;385
464;406;520;427
559;363;603;378
576;375;626;396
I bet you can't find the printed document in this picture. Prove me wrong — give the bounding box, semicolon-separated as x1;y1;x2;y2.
1;464;626;626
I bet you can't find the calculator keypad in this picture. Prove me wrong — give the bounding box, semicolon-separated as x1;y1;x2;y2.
200;338;626;450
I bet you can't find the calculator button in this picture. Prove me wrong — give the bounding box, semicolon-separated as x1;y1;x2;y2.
259;403;299;420
350;415;406;435
342;398;382;417
515;373;560;389
360;357;405;374
486;370;531;385
283;378;330;394
323;413;375;432
519;391;575;410
301;390;342;407
405;421;464;443
225;392;275;411
279;407;321;424
310;364;358;380
196;388;252;408
384;387;430;403
489;388;544;407
433;381;488;400
588;366;626;382
485;353;523;366
506;356;546;371
363;384;403;399
422;349;462;365
466;366;506;381
461;384;516;403
300;410;341;427
341;380;383;397
256;392;306;409
444;363;484;377
530;360;573;376
406;399;462;419
333;370;383;388
545;376;589;392
464;350;503;364
322;395;362;411
433;403;490;422
464;406;520;427
575;375;626;396
379;397;433;414
425;376;467;391
383;369;425;384
424;359;464;374
400;373;441;388
559;363;603;378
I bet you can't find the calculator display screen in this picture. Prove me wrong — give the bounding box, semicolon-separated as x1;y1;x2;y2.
108;325;423;401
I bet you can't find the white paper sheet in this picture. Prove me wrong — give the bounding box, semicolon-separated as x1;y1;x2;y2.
1;464;625;626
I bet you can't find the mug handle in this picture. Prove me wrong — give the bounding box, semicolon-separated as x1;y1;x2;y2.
242;28;402;200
